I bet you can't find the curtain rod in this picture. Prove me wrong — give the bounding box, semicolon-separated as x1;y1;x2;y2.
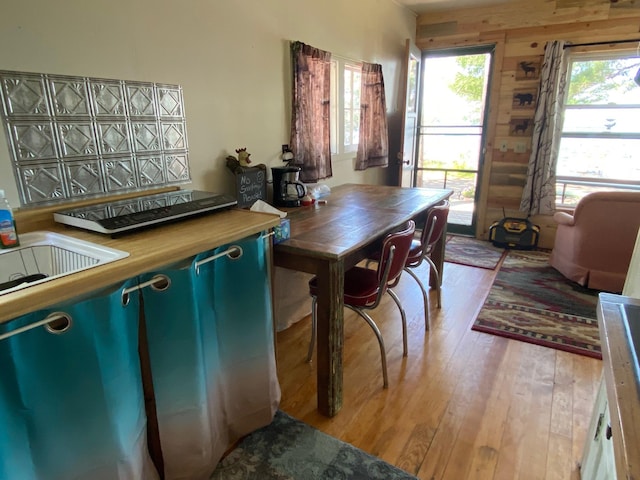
291;41;365;65
332;52;365;65
564;38;640;49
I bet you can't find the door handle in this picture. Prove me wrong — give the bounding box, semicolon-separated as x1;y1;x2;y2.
397;152;411;166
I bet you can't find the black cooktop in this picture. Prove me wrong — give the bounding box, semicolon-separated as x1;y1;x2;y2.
54;190;237;235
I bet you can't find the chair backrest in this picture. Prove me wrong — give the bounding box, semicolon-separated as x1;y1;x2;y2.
572;191;640;225
377;220;416;291
420;200;450;253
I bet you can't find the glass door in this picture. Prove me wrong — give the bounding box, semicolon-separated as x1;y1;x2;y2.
415;46;494;236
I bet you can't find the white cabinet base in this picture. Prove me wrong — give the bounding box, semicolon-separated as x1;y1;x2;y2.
580;376;616;480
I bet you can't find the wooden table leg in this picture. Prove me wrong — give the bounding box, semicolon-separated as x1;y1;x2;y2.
315;259;344;417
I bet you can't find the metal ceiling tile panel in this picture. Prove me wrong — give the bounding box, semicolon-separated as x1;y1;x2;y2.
0;70;190;206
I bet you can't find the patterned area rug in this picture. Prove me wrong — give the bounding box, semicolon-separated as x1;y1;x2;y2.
210;410;417;479
445;235;506;269
472;250;601;358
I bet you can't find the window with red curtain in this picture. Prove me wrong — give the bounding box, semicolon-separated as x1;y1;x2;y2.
290;41;332;182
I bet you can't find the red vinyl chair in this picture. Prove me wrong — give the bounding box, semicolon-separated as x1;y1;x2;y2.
404;200;450;331
306;220;416;388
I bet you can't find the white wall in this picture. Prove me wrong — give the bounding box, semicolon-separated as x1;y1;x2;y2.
0;0;416;207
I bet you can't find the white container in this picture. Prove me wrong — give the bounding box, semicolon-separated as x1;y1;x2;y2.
0;231;130;295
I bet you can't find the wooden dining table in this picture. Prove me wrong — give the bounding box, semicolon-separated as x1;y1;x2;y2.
273;183;453;417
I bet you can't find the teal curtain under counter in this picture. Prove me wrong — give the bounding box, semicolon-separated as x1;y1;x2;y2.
142;233;281;479
0;280;158;480
0;233;280;479
208;233;280;437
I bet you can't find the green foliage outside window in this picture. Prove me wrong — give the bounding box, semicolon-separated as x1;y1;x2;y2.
567;58;640;104
449;55;486;123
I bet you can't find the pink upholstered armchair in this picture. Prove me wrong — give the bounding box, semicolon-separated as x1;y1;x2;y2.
549;191;640;293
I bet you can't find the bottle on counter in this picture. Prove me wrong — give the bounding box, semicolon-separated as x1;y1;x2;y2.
0;189;19;249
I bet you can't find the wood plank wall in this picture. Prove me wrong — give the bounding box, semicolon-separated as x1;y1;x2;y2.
416;0;640;247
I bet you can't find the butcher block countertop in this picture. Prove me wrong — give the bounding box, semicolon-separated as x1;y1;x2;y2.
1;203;279;325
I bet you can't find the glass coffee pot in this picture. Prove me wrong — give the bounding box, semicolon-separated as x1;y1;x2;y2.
271;166;306;207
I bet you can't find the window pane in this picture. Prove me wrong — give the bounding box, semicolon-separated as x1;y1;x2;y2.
343;65;361;149
344;70;352;109
556;183;633;207
416;169;446;188
421;53;490;126
563;107;640;134
417;134;481;170
557;52;640;207
557;137;640;181
566;57;640;106
416;169;475;226
352;110;360;144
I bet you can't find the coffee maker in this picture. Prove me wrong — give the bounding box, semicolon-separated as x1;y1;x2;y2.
271;166;306;207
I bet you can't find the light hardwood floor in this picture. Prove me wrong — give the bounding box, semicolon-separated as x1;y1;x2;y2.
276;260;602;480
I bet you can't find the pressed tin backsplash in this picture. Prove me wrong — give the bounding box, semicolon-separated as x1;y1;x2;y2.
0;70;191;206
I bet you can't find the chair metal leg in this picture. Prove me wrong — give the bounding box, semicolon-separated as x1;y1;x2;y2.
344;305;388;389
306;296;317;362
425;257;442;309
386;288;408;356
403;266;430;330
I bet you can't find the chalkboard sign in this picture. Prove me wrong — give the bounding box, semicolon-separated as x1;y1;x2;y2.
234;166;267;208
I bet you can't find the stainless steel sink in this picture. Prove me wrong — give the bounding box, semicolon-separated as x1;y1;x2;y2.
0;231;129;295
621;302;640;380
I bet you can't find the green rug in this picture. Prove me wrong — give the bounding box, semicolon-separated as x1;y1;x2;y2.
210;410;417;479
471;250;601;359
445;235;506;270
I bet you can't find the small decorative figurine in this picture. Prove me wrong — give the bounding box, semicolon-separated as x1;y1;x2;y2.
236;148;252;167
225;147;253;173
225;148;266;180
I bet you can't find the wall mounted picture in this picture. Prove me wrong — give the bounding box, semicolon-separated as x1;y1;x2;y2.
515;57;542;81
510;117;534;136
512;88;537;109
